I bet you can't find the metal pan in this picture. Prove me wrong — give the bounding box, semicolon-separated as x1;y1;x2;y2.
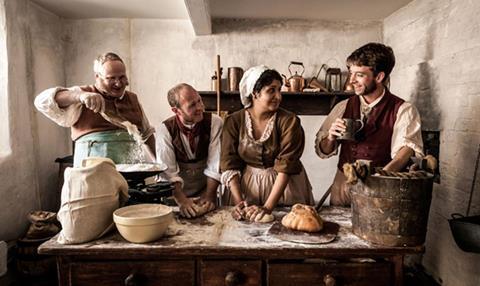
449;214;480;253
449;144;480;253
116;163;167;181
119;170;162;181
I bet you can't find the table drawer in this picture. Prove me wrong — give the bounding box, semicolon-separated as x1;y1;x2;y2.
69;260;194;286
200;260;262;286
268;260;392;286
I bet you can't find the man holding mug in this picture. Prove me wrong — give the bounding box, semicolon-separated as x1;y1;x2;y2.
315;43;424;206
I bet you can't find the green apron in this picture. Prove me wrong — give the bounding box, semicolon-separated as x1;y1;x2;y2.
73;130;138;167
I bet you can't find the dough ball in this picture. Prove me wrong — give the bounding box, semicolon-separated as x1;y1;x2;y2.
254;213;274;223
191;203;211;218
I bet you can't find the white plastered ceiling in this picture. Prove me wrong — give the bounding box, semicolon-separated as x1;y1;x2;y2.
31;0;414;35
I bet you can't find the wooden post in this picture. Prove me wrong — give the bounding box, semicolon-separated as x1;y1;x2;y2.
216;55;221;115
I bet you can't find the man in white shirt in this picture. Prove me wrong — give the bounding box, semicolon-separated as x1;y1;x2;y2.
34;52;155;166
315;43;424;206
157;83;222;218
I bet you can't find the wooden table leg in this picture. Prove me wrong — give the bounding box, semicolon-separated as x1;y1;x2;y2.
389;255;404;286
57;256;70;286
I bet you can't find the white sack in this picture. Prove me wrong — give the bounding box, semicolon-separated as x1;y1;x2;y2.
57;157;128;244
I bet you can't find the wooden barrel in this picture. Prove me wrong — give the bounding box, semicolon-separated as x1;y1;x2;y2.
351;174;434;246
15;237;56;277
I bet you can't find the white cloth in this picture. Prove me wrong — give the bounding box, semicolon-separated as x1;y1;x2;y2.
57;158;128;244
34;86;84;127
156;114;223;186
314;94;424;160
239;65;269;108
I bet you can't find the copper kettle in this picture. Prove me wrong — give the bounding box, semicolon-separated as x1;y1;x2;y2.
282;61;306;92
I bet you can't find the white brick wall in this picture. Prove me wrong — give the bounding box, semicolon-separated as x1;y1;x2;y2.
384;0;480;285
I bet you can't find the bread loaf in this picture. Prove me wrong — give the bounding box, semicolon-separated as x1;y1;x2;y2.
281;204;323;232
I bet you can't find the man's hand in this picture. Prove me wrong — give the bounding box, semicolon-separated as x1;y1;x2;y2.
244;205;271;222
178;198;197;218
78;92;105;113
327;118;346;141
194;197;216;213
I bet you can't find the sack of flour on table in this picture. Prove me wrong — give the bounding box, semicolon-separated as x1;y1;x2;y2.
57;157;128;244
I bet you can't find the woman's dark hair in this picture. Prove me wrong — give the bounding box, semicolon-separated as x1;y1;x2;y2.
346;42;395;82
253;69;283;94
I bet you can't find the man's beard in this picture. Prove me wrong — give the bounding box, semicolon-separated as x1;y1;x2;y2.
358;81;377;96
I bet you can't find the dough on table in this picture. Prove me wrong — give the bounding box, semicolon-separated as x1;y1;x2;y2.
254;213;275;223
189;202;213;218
281;204;323;232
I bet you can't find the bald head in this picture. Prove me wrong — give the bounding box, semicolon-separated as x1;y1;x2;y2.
167;83;197;108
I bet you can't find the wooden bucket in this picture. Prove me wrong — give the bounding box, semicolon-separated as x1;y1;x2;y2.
351;174;434;246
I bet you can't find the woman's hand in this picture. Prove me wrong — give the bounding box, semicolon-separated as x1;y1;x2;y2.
194;197;216;213
231;201;247;221
244;205;272;222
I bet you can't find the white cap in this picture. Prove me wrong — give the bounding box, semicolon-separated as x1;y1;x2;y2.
239;65;269;108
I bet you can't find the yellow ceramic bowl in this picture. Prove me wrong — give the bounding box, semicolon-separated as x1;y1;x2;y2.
113;204;173;243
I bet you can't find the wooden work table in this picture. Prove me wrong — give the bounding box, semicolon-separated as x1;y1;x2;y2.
38;207;423;286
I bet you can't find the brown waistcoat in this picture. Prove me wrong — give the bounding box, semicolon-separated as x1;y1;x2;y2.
338;90;404;170
71;85;146;140
163;112;212;163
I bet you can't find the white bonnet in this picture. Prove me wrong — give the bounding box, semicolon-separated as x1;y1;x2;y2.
239;65;269;108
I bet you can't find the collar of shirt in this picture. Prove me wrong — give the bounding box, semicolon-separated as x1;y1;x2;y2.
182;122;197;129
359;88;386;116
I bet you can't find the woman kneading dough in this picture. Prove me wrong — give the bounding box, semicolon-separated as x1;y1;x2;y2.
220;65;315;222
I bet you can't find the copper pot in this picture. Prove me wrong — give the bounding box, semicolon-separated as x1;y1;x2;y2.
227;67;243;91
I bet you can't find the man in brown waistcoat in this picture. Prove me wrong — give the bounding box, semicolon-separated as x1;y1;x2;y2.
34;52;155;166
156;83;222;218
315;43;424;206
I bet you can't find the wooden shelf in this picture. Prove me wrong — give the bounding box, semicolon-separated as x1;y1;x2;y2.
199;91;353;115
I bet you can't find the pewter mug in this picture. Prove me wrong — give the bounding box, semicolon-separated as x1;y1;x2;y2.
338;118;364;141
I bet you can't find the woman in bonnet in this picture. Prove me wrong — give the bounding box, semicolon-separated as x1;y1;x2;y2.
220;65;314;221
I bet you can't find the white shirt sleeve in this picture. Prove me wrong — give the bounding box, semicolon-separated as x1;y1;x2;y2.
34;86;83;127
391;102;424;158
155;123;184;186
203;114;223;182
314;100;347;158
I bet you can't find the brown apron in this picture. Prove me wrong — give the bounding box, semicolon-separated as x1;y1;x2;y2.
328;170;352;206
178;159;208;198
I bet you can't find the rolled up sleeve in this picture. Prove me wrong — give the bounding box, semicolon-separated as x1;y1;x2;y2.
155;123;184;186
34;86;83;127
274;114;304;174
314;100;347;158
204;115;223;182
391;102;424;158
220;113;245;173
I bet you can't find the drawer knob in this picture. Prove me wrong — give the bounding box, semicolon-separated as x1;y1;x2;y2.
324;274;336;286
125;273;141;286
225;270;245;286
